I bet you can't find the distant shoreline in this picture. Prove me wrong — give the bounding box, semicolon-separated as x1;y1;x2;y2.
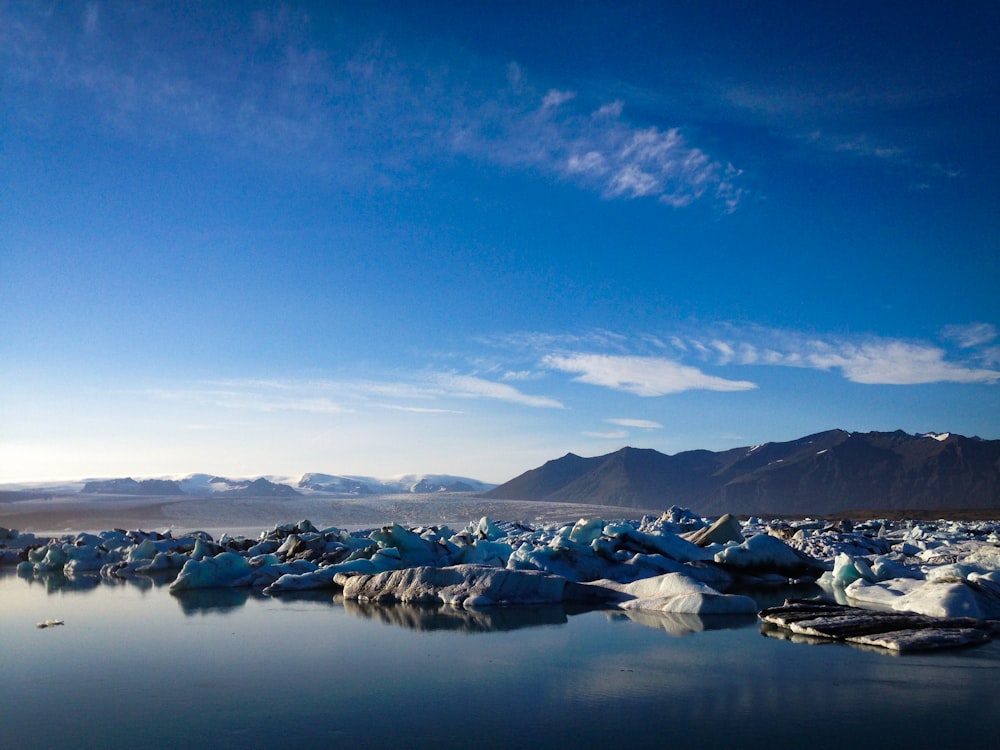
1;492;996;539
0;493;660;537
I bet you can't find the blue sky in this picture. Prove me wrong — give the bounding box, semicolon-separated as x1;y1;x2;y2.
2;1;998;484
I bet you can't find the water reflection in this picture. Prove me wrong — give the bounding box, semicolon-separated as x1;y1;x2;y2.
342;599;573;632
171;587;256;614
620;609;758;636
758;620;938;656
16;567;176;594
727;581;826;609
16;568;103;593
11;565;800;638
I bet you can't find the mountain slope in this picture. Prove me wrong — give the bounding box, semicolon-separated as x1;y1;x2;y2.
486;430;1000;515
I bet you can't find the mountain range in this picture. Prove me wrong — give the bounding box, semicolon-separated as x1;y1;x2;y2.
4;430;998;516
0;473;496;500
486;430;1000;516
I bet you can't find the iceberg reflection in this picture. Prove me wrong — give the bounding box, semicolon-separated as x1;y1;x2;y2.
342;599;572;632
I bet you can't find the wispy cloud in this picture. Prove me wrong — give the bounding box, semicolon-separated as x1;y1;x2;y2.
376;404;463;415
433;374;564;409
152;371;565;414
540;353;758;396
584;430;629;439
2;3;743;210
488;322;1000;390
682;325;1000;385
803;340;1000;385
149;385;350;415
716;77;967;183
941;322;998;349
607;418;663;430
459;89;744;212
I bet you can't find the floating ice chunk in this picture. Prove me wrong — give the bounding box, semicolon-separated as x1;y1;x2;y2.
959;544;1000;573
829;553;876;587
336;564;569;608
759;601;993;652
681;514;744;547
126;539;160;564
95;530;131;551
249;553;281;566
714;533;822;577
926;564;978;582
603;572;756;615
246;539;281;556
569;518;605;545
369;523;454;567
844;577;925;608
892;578;1000;619
170;552;255;591
843;574;1000;619
639;506;709;535
263;567;342;594
31;543;69;572
455;539;512;567
190;538;222;561
466;517;506;541
602;523;712;563
237;559;319;589
508;535;620;582
610;551;687;582
134;551;190;573
870;555;921;581
64;544;116;573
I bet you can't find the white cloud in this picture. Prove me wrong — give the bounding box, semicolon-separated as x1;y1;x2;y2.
594;100;624;119
541;353;758;396
501;369;542;381
664;323;1000;386
150;385;350;415
434;374;564;409
608;164;660;198
607;418;663;430
507;324;1000;391
542;88;576;108
584;430;629;439
712;340;736;364
941;322;997;349
567;150;606;174
455;78;743;212
376;404;463;414
805;341;1000;385
4;5;743;211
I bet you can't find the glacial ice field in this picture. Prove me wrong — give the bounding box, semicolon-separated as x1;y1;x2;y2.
4;504;1000;750
4;503;1000;650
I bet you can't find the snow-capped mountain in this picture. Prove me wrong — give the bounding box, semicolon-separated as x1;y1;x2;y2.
1;471;496;498
296;473;495;495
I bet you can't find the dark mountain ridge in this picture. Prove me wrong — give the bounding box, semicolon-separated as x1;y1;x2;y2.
486;430;1000;516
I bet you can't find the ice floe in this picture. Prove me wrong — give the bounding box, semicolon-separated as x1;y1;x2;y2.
4;509;1000;651
760;600;995;652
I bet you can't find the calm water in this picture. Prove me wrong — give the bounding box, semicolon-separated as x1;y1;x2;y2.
3;568;999;750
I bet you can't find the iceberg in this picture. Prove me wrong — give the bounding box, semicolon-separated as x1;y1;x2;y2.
169;552;255;590
714;533;825;579
336;564;570;608
4;509;998;653
607;572;757;615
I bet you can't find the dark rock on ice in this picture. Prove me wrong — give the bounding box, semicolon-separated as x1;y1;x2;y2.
759;600;996;652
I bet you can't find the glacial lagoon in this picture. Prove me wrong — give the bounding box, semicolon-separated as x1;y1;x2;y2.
4;567;999;750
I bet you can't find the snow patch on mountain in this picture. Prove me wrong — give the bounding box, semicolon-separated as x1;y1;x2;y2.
297;473;495;495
